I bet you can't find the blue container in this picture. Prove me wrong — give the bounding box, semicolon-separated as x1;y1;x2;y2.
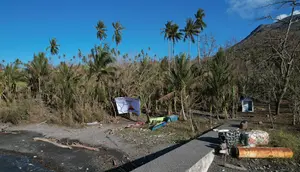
151;122;167;131
167;115;178;122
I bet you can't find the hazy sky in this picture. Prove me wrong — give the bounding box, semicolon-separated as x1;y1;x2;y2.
0;0;295;64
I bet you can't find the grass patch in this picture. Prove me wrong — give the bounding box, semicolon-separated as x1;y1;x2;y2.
269;129;300;161
116;116;219;149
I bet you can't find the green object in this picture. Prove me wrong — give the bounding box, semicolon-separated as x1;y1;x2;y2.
149;117;166;124
240;133;249;146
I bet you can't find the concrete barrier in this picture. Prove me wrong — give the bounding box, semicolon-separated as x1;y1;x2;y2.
132;122;238;172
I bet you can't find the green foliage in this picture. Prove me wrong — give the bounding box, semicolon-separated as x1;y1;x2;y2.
54;62;81;111
181;18;200;44
0;60;24;102
112;22;125;46
47;38;59;55
206;48;233;115
26;52;50;95
194;8;206;31
96;20;107;42
170;54;194;91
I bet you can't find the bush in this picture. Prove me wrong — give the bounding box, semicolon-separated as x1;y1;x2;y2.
0;104;29;124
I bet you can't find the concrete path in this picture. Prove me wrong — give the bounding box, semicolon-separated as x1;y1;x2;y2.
132;121;239;172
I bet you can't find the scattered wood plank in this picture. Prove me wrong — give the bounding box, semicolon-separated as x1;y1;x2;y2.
33;137;72;149
223;163;247;171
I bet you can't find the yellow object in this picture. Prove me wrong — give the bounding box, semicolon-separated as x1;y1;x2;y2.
149;117;165;124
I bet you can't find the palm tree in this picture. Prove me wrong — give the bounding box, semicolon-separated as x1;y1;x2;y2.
54;62;81;121
168;23;183;60
88;46;117;116
47;38;60;56
169;54;195;121
181;18;200;58
112;22;125;58
0;60;24;102
26;52;49;98
206;48;232;119
161;21;173;72
96;21;107;44
194;9;207;63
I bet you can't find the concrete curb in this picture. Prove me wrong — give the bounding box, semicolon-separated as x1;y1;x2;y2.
187;150;215;172
132;122;238;172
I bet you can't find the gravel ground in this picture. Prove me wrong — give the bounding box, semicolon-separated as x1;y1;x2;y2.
209;154;300;172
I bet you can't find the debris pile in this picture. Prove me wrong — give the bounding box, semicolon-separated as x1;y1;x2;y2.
216;121;293;159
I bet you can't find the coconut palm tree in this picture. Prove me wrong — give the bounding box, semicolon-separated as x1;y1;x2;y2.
206;48;232;119
112;22;125;58
168;23;183;59
194;9;207;63
161;21;173;72
96;21;107;44
181;18;200;58
88;46;117;116
47;38;60;56
169;54;195;121
88;46;116;82
26;52;49;98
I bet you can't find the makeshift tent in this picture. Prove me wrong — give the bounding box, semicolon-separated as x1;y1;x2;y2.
115;97;141;115
241;97;254;112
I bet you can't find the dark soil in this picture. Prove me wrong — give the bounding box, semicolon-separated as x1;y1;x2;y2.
0;131;129;172
209;154;300;172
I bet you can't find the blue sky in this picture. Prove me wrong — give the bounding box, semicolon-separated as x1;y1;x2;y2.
0;0;296;64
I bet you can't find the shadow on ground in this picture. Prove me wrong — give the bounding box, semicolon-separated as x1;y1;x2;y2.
105;143;185;172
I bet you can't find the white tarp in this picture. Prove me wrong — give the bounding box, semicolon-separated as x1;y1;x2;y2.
115;97;141;116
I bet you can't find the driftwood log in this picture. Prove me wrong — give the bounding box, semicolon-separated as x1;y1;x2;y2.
33;137;72;149
70;143;99;151
33;137;100;152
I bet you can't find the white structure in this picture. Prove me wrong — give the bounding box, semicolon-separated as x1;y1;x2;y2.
241;97;254;112
115;97;141;115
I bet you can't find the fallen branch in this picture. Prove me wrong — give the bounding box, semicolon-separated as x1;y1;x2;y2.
33;137;72;149
70;143;99;151
223;163;247;171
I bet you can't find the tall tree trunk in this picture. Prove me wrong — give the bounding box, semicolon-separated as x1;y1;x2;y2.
174;92;177;113
268;91;274;129
197;35;200;64
168;100;172;115
268;103;274;129
189;109;195;133
209;103;213;127
181;88;187;121
168;40;171;74
232;86;235;119
173;41;175;69
38;77;41;100
188;39;191;58
275;99;282;116
293;101;296;126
